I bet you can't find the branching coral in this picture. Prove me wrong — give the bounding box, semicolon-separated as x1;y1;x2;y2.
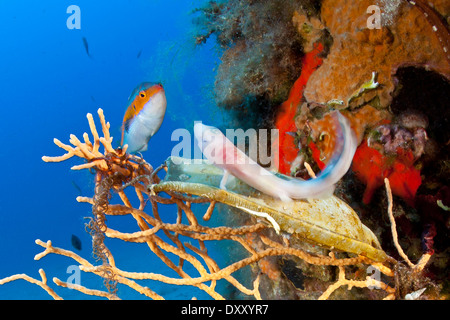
0;109;440;300
318;179;434;300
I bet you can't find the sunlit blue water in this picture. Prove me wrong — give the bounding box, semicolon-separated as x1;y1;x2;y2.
0;0;226;299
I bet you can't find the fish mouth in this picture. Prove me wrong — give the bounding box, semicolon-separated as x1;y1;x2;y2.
194;123;223;148
194;123;216;146
193;123;205;141
149;83;164;95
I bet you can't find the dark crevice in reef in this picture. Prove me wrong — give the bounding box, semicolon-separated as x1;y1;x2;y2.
391;66;450;192
391;66;450;144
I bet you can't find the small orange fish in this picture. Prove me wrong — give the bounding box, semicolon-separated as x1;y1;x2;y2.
121;82;167;153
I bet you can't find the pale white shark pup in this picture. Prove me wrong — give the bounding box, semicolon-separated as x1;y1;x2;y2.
194;111;357;202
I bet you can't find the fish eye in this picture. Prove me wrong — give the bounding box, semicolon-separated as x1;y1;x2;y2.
140;92;146;98
202;132;214;142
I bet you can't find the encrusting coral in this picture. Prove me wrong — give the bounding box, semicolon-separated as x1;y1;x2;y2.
304;0;450;109
0;109;441;300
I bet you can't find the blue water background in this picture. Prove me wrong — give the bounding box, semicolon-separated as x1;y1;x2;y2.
0;0;228;299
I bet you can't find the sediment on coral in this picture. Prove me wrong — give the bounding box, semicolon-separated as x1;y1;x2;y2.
0;109;441;300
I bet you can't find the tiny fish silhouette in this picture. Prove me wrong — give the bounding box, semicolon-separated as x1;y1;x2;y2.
71;180;82;196
71;234;82;251
82;37;91;58
137;49;142;59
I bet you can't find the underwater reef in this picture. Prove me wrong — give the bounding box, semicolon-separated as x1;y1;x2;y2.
193;0;449;298
1;0;449;300
0;108;443;300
